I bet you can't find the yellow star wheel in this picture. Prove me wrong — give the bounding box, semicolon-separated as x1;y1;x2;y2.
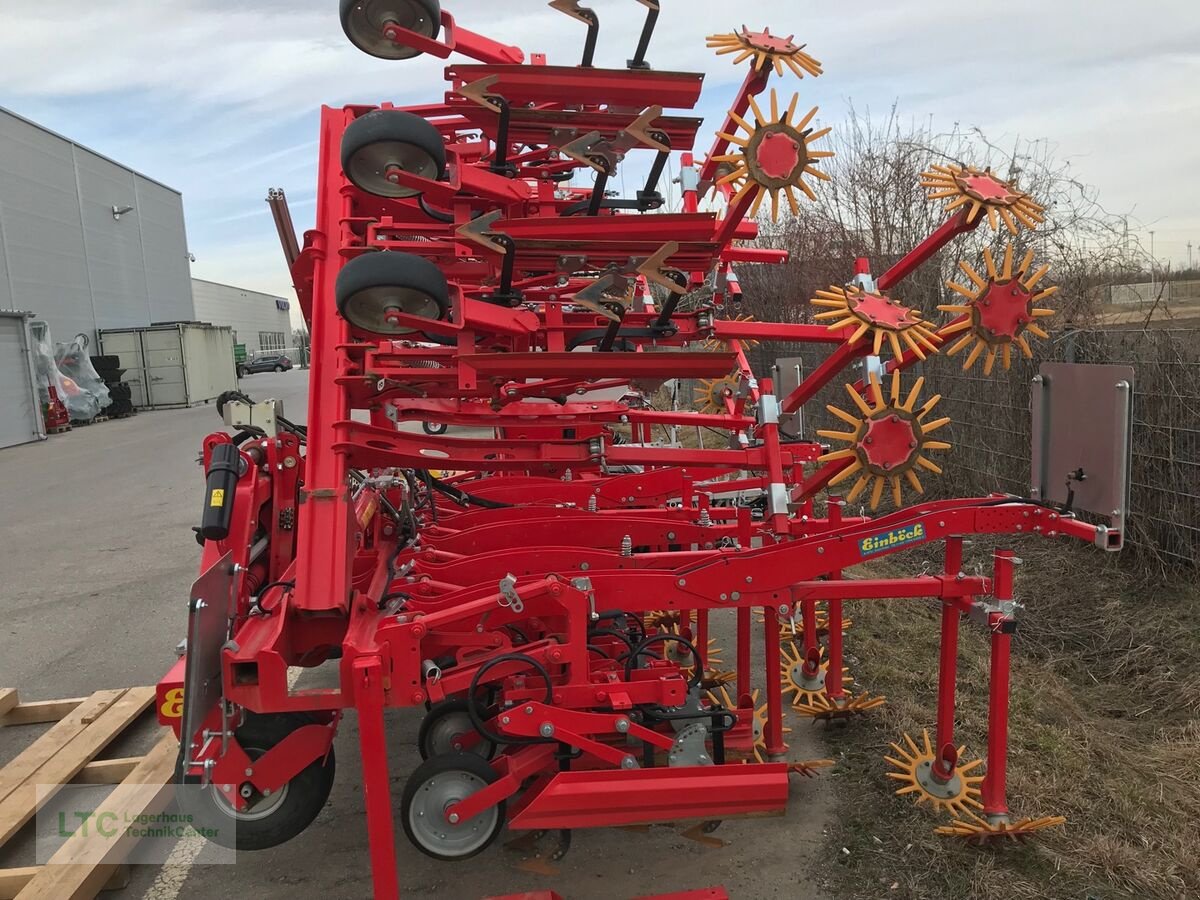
938;243;1058;373
810;284;943;360
712;89;833;221
819;372;951;511
780;643;851;709
706;686;789;763
694;375;739;413
920;164;1045;234
936;811;1066;843
884;730;985;818
793;690;886;721
706;27;823;78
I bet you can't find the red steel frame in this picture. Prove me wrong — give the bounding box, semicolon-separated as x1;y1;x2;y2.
156;7;1124;899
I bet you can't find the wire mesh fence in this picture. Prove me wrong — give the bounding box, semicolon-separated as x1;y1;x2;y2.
738;327;1200;571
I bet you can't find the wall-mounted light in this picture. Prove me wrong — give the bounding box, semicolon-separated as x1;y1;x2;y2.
112;205;134;220
186;252;196;263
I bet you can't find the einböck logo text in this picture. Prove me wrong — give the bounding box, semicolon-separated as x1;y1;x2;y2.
859;523;925;556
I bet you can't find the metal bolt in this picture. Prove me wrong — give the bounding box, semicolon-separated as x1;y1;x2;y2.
730;591;741;600
719;593;728;601
620;755;637;769
778;604;790;615
501;716;511;725
817;547;824;555
667;531;677;540
244;768;254;777
615;717;630;733
746;576;753;584
540;723;555;737
524;706;534;714
677;578;687;587
448;813;460;824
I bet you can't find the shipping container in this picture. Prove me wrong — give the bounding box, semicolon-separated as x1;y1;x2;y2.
99;323;237;409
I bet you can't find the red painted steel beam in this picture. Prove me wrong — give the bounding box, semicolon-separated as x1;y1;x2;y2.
507;764;789;830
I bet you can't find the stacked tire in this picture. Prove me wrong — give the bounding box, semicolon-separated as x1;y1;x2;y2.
90;355;137;418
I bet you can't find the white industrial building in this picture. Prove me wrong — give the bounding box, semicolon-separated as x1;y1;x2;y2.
0;106;243;443
191;278;292;357
0;106;195;343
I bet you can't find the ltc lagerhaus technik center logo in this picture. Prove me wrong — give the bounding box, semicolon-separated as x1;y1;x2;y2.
859;523;925;556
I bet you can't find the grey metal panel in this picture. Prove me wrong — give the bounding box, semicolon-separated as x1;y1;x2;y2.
0;110;95;341
1030;362;1134;550
142;326;188;407
74;147;151;330
97;329;149;407
0;314;43;449
136;176;194;324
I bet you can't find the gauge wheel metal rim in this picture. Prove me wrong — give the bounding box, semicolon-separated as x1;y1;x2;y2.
207;744;290;822
405;765;501;859
421;708;493;759
340;0;441;61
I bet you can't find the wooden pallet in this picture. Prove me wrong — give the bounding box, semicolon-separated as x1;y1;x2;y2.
0;688;177;900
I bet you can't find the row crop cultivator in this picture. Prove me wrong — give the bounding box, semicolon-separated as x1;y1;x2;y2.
159;2;1132;896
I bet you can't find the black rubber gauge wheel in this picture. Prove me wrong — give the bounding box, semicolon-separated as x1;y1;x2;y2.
418;699;497;760
401;752;504;860
341;108;445;198
175;713;335;851
339;0;441;60
335;251;450;336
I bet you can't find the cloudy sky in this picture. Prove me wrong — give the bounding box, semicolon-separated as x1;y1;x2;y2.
2;0;1197;330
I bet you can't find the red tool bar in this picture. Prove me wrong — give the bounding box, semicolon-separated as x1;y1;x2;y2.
699;67;769;183
457;351;737;379
711;320;844;344
780;340;866;414
445;64;706;109
876;209;978;291
507;764;789;830
721;246;789;264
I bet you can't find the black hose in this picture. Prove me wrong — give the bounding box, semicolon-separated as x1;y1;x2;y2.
465;653;556;746
251;580;295;615
427;473;513;509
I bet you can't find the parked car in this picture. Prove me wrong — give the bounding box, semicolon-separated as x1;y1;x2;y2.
239;354;293;376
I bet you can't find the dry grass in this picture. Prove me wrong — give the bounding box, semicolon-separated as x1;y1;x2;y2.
821;539;1200;900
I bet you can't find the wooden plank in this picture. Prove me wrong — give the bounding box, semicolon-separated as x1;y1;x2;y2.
16;732;177;900
0;868;39;900
0;691;17;720
1;699;88;728
0;865;130;900
72;759;142;786
0;688;153;847
0;692;124;807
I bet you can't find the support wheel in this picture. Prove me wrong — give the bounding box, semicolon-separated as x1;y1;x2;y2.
335;251;449;336
401;752;504;860
175;713;336;851
340;0;441;60
422;421;448;436
341;108;445;198
418;700;496;760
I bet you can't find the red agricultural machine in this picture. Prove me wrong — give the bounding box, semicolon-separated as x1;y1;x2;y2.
158;2;1134;897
